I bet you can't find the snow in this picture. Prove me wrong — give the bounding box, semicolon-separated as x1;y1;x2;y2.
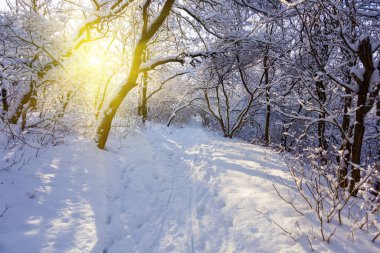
0;121;379;252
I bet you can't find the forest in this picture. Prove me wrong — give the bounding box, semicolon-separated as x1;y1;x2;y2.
0;0;379;252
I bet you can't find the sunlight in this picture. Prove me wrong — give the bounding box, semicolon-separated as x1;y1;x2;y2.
66;43;114;91
61;41;120;114
87;55;103;67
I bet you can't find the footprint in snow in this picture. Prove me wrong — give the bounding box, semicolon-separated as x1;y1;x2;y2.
71;213;80;219
216;199;226;208
123;178;131;189
197;205;205;218
61;217;70;223
249;227;258;233
121;168;127;178
106;215;112;225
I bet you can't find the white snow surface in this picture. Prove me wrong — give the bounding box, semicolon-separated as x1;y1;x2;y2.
0;122;379;253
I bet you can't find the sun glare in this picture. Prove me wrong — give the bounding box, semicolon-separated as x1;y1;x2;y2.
88;55;103;67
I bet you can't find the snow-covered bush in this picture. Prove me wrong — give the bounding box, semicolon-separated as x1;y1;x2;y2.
275;154;380;245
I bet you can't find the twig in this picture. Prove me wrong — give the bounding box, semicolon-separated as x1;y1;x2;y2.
327;228;337;243
273;184;304;215
306;235;314;251
372;231;380;243
0;204;9;217
272;219;298;241
255;209;297;242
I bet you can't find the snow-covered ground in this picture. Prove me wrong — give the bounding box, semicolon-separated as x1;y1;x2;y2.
0;122;379;252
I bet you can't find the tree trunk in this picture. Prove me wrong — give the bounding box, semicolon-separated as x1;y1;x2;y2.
220;78;231;137
349;37;376;195
9;81;34;124
21;108;27;130
350;117;365;195
203;89;227;137
264;53;270;145
0;69;8;112
141;70;148;123
1;87;8;112
58;92;72;118
29;86;37;111
96;44;145;149
139;49;149;123
96;0;176;149
373;99;380;196
338;83;352;187
281;124;289;151
316;81;327;164
96;74;114;120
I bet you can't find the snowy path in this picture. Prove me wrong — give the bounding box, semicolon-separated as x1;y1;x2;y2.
100;126;300;253
102;128;229;252
1;124;379;253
